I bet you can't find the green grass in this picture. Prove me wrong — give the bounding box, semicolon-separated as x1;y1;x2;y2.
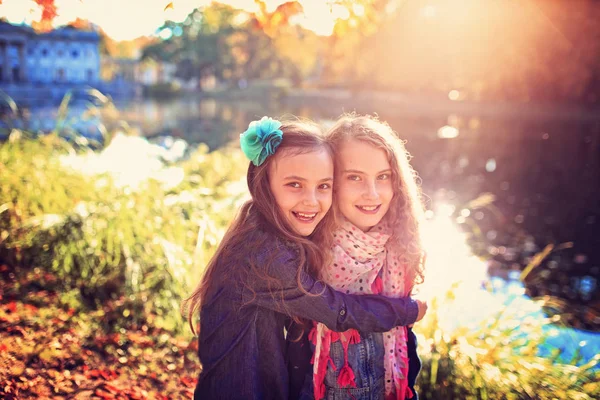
0;130;248;334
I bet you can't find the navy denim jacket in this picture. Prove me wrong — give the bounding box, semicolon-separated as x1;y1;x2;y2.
194;228;419;400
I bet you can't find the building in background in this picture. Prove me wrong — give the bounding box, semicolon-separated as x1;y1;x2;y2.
0;21;137;106
0;21;100;85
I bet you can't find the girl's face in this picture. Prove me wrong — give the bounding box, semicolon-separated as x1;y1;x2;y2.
269;148;334;236
335;139;394;232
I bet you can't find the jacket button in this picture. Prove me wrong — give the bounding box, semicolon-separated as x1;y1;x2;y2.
339;309;346;316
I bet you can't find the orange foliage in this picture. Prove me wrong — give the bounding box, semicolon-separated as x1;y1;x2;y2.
253;0;304;37
25;0;57;32
67;17;94;30
34;0;57;22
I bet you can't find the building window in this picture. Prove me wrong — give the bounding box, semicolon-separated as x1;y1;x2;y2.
12;67;20;82
56;68;65;82
57;50;64;57
87;69;93;81
41;48;48;57
72;50;79;58
27;48;34;56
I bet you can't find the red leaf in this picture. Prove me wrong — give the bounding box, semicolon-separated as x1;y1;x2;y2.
99;369;112;380
24;304;38;312
95;389;116;399
33;0;58;22
179;376;197;388
7;301;16;313
103;383;120;393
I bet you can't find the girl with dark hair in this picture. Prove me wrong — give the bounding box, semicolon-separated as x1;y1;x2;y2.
183;117;427;400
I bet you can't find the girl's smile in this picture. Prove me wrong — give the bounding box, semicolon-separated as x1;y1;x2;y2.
355;204;382;214
291;211;319;222
269;149;334;236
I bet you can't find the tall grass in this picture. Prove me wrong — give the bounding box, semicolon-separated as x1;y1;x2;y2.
0;127;248;333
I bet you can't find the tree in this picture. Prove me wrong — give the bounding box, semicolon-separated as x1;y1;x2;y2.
141;1;317;89
30;0;58;31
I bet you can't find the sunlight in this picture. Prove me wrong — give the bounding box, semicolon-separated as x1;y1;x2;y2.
0;0;42;25
437;125;459;139
420;205;488;301
352;4;365;17
418;204;513;331
0;0;350;39
158;28;173;40
485;158;497;172
417;204;558;335
59;133;185;190
448;89;461;100
420;5;437;18
331;4;351;21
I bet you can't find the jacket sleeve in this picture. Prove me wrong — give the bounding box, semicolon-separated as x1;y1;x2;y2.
240;243;418;332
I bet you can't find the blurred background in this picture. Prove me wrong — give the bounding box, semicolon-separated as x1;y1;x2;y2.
0;0;599;399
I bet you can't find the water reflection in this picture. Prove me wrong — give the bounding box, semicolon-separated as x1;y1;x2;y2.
419;208;599;367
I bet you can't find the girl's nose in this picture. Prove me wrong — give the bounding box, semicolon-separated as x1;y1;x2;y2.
362;181;380;200
302;189;318;206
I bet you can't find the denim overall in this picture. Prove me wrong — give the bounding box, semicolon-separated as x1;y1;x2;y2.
325;332;386;399
298;331;384;400
299;329;420;400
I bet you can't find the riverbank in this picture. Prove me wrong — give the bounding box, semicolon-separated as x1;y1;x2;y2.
283;88;600;121
176;82;600;121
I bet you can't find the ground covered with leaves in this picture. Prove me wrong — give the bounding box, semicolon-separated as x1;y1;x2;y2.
0;264;199;399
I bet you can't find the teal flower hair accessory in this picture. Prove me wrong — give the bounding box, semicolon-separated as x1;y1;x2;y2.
239;116;283;166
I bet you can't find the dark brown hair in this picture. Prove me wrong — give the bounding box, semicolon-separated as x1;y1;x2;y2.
183;119;335;333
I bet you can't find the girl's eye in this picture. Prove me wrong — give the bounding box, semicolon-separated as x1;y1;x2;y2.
347;175;361;181
319;183;332;190
378;173;391;180
286;182;301;188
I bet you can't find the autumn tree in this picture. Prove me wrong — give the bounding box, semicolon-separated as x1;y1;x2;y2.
141;1;319;89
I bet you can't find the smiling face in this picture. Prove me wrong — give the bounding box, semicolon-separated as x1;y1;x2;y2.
269;148;334;236
335;139;394;232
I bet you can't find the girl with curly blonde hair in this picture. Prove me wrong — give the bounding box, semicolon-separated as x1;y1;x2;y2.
305;113;427;400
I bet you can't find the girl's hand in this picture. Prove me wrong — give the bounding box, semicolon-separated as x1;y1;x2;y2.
414;299;428;323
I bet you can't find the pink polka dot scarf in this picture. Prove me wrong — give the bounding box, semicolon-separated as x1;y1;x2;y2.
310;219;413;400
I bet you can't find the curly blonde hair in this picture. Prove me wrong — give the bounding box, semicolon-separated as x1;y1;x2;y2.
327;113;426;289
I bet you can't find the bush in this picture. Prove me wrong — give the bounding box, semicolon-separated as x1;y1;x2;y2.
0;131;248;334
414;287;600;399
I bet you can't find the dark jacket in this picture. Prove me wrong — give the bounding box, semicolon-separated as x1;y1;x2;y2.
194;228;419;400
406;327;421;399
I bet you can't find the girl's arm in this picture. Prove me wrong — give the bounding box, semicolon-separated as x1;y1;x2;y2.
241;245;418;332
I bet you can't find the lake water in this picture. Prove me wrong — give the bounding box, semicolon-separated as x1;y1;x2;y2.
119;95;599;329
